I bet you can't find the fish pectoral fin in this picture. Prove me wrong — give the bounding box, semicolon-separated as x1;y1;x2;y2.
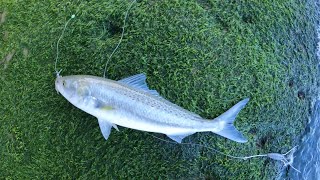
100;105;114;111
94;99;114;111
98;119;113;140
167;133;194;143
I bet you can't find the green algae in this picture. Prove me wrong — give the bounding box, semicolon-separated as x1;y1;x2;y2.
0;0;319;179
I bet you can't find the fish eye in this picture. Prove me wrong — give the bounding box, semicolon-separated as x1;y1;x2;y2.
62;80;66;86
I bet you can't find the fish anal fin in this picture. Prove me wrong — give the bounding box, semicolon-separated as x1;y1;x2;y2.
167;133;194;143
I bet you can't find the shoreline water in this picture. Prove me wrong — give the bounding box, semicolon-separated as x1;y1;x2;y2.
280;6;320;179
290;101;320;179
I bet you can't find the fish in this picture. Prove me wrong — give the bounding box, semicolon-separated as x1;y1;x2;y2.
55;73;249;143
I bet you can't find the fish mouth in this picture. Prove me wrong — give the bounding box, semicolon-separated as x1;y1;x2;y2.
55;77;62;94
55;86;60;94
55;82;60;94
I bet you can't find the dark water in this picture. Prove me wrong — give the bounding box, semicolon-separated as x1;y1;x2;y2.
285;100;320;179
278;25;320;180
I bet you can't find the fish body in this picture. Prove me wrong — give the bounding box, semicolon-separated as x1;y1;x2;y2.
55;74;249;143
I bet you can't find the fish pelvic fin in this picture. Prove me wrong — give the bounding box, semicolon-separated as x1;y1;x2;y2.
213;98;249;143
98;118;119;140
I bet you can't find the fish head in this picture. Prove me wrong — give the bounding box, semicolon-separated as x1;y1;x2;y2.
55;75;90;103
55;75;76;97
55;75;108;116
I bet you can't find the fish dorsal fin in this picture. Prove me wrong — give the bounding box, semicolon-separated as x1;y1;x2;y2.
119;74;202;119
118;73;160;96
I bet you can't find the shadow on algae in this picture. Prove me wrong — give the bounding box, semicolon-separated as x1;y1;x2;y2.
0;0;319;179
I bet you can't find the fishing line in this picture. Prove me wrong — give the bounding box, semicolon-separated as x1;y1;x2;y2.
53;1;301;174
146;133;300;173
54;0;136;77
54;1;81;76
54;14;76;77
103;0;137;78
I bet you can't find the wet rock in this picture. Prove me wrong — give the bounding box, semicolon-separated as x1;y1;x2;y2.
297;91;305;100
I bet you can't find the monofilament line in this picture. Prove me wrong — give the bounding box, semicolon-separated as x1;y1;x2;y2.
147;133;248;160
147;133;301;173
103;0;137;78
54;14;75;76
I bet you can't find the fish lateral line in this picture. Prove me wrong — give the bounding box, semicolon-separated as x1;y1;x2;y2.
55;73;249;144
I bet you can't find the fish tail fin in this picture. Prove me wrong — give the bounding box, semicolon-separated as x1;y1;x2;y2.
213;98;249;143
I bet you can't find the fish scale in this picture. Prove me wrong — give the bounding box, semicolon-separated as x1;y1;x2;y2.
55;73;249;143
90;77;202;123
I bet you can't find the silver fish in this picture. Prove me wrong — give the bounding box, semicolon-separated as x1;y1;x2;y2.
55;73;249;143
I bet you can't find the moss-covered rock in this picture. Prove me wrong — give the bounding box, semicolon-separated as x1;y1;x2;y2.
0;0;319;179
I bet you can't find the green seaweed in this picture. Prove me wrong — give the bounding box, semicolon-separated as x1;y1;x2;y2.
0;0;319;179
